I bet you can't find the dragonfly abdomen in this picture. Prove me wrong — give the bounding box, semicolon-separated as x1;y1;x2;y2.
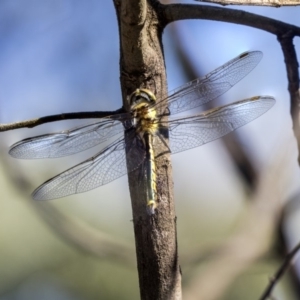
130;88;160;214
144;132;157;215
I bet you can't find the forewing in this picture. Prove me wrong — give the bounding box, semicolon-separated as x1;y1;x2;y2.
156;51;263;115
9;119;124;159
168;96;275;154
32;133;146;200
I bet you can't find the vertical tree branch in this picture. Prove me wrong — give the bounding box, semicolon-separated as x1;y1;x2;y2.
113;0;181;299
278;34;300;163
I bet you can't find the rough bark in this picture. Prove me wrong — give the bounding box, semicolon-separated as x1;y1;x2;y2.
113;0;182;299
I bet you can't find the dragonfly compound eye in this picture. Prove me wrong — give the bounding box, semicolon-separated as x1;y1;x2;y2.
129;89;156;107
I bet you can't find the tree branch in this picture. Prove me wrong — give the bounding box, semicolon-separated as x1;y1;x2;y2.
161;4;300;36
277;34;300;164
195;0;300;7
259;241;300;300
0;109;124;132
114;0;182;299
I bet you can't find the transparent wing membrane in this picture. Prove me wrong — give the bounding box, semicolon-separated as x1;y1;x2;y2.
9;119;124;159
9;51;275;204
33;130;146;200
168;96;275;154
155;51;262;115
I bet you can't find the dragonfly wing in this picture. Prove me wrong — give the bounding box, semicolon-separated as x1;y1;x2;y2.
168;96;275;154
156;51;263;115
32;132;146;200
9;118;125;159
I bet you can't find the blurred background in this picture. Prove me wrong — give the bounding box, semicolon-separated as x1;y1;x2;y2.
0;0;300;299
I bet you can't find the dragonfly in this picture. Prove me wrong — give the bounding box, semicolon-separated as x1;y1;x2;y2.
9;51;275;215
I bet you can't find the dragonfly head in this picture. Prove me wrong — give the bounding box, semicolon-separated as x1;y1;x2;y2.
129;89;156;110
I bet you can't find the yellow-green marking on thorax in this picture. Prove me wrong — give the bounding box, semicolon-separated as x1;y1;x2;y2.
129;88;159;214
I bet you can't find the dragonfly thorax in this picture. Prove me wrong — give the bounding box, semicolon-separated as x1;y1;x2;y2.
130;89;159;135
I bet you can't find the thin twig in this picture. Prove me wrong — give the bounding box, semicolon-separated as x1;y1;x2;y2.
196;0;300;7
259;242;300;300
161;4;300;36
0;108;125;132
